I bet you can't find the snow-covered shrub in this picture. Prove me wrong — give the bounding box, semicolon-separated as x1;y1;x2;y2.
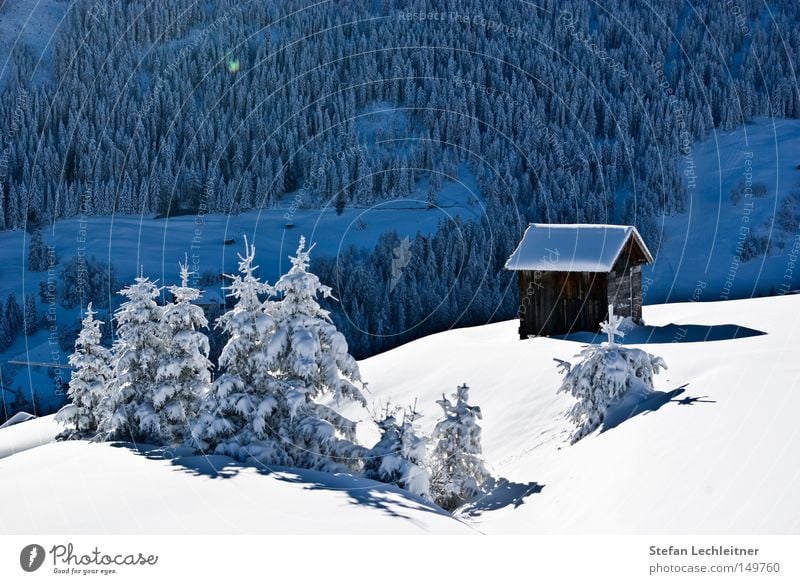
364;405;430;499
98;272;166;442
154;260;212;446
429;384;490;510
194;237;366;472
55;303;114;439
557;306;667;443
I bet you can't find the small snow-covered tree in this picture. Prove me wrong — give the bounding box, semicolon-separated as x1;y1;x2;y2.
364;404;430;499
429;384;490;510
154;259;212;446
55;303;113;439
556;305;668;443
192;238;284;462
98;271;165;442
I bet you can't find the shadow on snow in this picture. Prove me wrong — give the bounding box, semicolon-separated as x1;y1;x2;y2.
601;384;716;434
555;323;765;345
458;477;545;518
109;442;457;528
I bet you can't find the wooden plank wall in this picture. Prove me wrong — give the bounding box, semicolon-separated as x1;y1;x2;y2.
518;270;608;338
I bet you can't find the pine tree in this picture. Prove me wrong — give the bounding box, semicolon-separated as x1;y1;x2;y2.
0;308;12;351
364;403;430;499
429;383;490;510
98;271;165;442
263;236;367;471
154;259;212;446
195;237;367;472
23;294;37;336
54;304;114;439
556;305;668;442
5;293;23;339
192;238;285;462
27;228;48;271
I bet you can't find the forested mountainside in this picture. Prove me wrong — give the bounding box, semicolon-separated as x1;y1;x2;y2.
1;0;796;231
0;0;797;360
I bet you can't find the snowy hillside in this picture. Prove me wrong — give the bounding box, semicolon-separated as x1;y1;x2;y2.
644;118;800;303
0;0;67;89
0;432;472;534
355;294;800;534
2;294;798;533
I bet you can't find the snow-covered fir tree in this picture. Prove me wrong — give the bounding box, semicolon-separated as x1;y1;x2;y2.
55;303;113;439
364;403;430;499
0;308;11;351
154;259;212;446
556;305;668;443
23;293;38;335
262;236;367;471
191;238;284;462
195;237;367;472
98;271;166;442
27;229;49;271
429;383;490;510
5;293;22;338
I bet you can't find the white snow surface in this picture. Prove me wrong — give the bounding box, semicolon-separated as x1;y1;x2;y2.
0;414;59;459
504;223;652;272
357;294;800;534
2;295;799;533
0;438;472;534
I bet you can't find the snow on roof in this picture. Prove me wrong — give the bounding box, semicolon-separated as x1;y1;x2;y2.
504;223;654;272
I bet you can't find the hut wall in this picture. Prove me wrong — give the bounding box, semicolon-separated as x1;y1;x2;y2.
607;238;646;323
517;270;607;338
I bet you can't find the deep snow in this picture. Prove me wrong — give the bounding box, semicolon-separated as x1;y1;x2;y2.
2;295;797;533
0;438;472;534
356;294;800;533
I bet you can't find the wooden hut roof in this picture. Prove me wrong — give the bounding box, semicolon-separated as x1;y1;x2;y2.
504;223;654;272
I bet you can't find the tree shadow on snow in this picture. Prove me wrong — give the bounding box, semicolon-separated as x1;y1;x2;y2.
458;477;544;518
601;384;716;434
273;470;458;528
110;442;454;527
556;323;765;345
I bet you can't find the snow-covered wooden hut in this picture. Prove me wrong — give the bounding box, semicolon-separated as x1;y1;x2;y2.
505;224;654;339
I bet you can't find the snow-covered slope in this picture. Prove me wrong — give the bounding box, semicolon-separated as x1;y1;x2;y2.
0;439;473;534
358;294;800;533
1;295;797;534
0;0;69;89
0;414;59;459
645;118;800;302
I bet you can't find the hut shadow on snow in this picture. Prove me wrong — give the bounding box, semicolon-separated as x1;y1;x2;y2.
555;322;765;345
110;442;454;525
